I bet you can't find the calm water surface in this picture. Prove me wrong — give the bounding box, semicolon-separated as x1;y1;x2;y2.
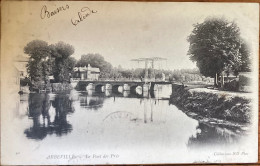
11;85;246;163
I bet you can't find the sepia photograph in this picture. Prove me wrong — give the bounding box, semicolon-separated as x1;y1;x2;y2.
1;1;259;165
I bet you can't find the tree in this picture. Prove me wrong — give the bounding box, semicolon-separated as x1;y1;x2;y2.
51;42;75;83
233;43;251;75
76;54;113;78
24;40;51;61
132;68;145;79
24;40;76;90
119;69;132;79
24;40;52;89
187;17;245;86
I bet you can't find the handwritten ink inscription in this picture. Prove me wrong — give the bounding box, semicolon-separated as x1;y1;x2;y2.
71;7;97;26
40;5;97;26
40;5;70;19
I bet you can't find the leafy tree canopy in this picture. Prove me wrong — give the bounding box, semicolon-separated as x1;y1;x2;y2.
24;40;51;61
24;40;52;88
50;41;75;59
50;42;75;83
239;43;251;72
76;54;113;77
24;40;76;87
187;17;249;78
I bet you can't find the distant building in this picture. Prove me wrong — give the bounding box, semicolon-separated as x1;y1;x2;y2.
73;65;100;80
11;65;21;93
13;54;29;79
12;55;29;92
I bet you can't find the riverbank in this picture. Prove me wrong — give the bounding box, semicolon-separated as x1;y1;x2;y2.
51;83;73;92
24;83;73;93
170;84;252;128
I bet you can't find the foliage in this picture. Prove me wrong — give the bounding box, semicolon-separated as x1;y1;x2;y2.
76;54;112;78
20;77;31;86
24;40;52;89
170;85;251;124
131;68;145;79
24;40;76;90
223;80;239;91
50;42;75;83
24;40;51;61
187;17;250;78
101;66;207;83
236;43;251;73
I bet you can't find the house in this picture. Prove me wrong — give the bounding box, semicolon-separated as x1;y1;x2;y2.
13;55;30;93
13;54;29;79
73;64;100;80
10;64;21;93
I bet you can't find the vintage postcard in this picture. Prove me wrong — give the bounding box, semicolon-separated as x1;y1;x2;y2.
1;1;259;165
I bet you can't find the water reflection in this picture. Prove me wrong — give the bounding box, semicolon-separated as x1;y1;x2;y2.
14;93;29;118
20;84;244;149
79;92;105;110
188;122;241;148
24;93;74;140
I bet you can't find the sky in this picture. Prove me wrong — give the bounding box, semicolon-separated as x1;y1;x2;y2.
1;1;259;70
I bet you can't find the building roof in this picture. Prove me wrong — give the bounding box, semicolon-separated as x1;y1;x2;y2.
91;67;100;73
15;54;29;62
74;65;100;73
14;62;27;72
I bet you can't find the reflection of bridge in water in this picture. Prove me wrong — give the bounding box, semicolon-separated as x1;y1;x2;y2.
76;80;173;97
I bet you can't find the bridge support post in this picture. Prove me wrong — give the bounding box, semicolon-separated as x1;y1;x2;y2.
149;83;155;98
87;83;94;90
150;82;155;91
105;89;112;96
105;84;112;90
123;84;130;91
143;83;150;92
123;91;130;97
142;83;150;98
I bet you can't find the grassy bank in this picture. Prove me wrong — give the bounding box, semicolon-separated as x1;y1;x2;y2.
170;85;252;126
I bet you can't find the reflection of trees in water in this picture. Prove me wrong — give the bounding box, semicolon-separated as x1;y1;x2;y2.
52;94;74;136
187;123;241;148
24;93;74;140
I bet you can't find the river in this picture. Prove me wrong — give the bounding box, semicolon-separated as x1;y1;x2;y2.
3;84;251;164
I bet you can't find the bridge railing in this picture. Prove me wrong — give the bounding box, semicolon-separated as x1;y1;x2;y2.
73;77;172;83
94;78;143;82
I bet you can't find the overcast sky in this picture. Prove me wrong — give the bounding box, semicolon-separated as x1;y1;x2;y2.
2;1;259;70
